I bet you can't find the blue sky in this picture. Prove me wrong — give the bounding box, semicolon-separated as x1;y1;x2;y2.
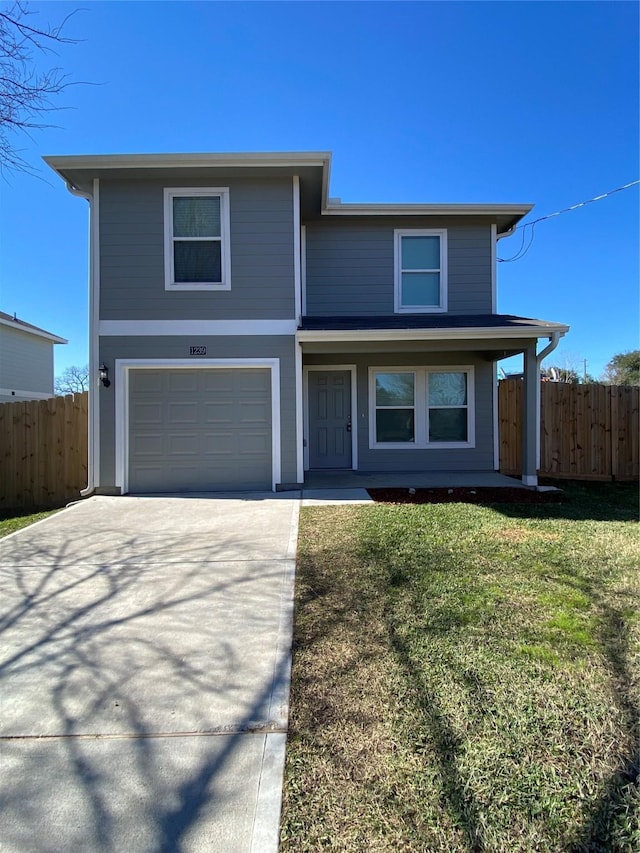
0;0;638;380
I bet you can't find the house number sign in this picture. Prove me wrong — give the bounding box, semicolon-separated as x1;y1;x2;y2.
189;346;207;356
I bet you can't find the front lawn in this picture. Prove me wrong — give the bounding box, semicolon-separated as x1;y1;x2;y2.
280;482;639;852
0;507;61;539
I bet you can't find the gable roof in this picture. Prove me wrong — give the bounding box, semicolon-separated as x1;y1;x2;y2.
0;311;67;344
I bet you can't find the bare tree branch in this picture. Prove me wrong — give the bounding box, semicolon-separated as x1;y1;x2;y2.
0;1;82;175
55;364;89;395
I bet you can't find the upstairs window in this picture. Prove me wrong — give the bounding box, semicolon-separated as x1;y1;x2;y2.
394;229;447;313
164;188;231;290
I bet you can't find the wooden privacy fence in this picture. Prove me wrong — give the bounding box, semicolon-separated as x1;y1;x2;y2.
499;379;639;481
0;392;88;510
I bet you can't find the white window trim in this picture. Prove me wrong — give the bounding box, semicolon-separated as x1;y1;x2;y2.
163;187;231;291
393;229;448;313
368;365;475;450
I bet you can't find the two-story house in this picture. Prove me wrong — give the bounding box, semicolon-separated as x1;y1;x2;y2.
45;151;568;494
0;311;67;403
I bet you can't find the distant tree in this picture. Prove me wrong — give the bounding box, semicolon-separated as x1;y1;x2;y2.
55;364;88;394
602;350;640;386
0;1;79;173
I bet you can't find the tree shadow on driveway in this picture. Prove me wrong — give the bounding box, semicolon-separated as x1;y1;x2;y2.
0;497;296;852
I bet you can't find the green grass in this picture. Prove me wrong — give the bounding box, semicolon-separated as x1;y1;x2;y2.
280;481;640;852
0;507;61;539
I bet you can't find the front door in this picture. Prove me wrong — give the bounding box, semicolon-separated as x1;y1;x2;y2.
308;370;352;469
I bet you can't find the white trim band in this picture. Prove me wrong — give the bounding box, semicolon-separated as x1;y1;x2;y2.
100;320;297;336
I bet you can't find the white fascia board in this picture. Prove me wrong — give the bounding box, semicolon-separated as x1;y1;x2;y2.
99;320;297;336
44;151;331;171
322;202;534;217
296;324;569;344
0;316;67;344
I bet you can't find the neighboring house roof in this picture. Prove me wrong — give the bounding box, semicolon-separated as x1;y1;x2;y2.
0;311;67;344
43;151;533;233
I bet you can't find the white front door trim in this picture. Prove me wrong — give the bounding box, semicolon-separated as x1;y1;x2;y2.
303;364;357;471
115;358;281;493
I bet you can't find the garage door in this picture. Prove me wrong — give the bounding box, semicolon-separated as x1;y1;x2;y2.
128;368;272;493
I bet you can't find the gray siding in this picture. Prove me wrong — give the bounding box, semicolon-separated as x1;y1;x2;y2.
99;178;295;320
304;351;495;472
0;326;55;399
304;219;492;316
98;335;298;490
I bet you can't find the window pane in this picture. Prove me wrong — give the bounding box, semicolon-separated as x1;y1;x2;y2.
402;235;440;270
401;272;440;306
174;241;221;282
375;373;414;406
429;372;467;406
376;409;415;442
173;196;221;238
429;408;467;442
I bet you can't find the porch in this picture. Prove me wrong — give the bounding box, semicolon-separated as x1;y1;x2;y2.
302;469;527;490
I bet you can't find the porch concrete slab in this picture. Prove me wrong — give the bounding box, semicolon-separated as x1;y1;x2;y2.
1;731;286;853
0;494;298;853
303;470;527;490
301;488;373;506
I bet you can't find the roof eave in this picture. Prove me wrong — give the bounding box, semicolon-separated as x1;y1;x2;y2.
43;151;332;172
322;202;534;230
296;324;569;344
0;315;67;344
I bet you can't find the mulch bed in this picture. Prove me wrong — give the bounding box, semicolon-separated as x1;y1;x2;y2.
367;487;565;504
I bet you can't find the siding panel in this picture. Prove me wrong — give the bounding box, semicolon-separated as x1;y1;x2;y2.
99;178;295;321
305;220;493;316
0;327;55;399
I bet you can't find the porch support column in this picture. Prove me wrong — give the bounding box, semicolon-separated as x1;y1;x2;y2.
522;342;539;487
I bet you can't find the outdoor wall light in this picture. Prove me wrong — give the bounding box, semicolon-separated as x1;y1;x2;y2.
98;364;111;388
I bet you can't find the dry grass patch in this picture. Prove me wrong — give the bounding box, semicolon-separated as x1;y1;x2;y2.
281;483;640;852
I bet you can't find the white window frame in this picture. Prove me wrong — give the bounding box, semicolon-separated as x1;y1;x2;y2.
394;229;447;313
368;366;474;449
164;188;231;291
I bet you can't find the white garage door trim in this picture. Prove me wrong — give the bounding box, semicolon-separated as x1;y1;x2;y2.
115;358;281;493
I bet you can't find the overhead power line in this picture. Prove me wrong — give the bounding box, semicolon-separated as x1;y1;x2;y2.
497;179;640;263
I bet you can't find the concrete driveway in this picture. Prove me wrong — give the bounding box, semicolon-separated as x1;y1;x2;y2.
0;493;299;853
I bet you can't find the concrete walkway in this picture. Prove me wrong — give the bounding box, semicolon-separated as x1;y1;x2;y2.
0;493;300;853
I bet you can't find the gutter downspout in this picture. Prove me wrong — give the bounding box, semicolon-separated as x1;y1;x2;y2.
491;222;516;470
65;180;98;497
496;225;516;241
535;331;561;470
